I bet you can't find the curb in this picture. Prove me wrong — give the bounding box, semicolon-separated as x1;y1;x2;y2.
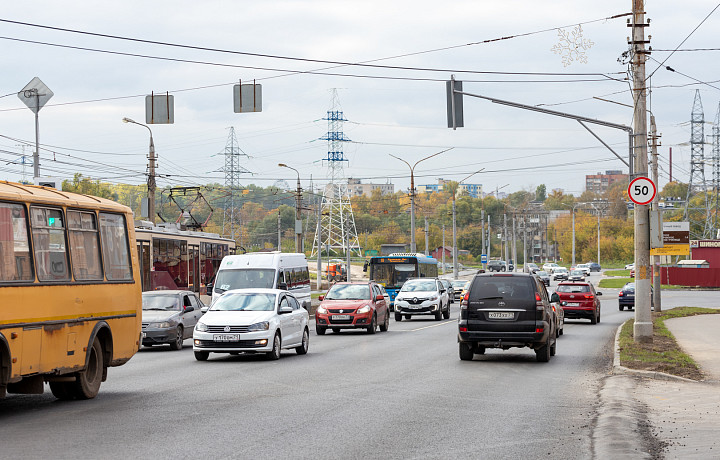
612;320;699;383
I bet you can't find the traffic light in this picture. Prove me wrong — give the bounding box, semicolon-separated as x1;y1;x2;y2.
446;79;464;129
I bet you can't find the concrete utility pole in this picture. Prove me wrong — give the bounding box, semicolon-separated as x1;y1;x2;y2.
632;0;653;342
424;216;429;256
650;115;662;312
316;197;322;290
277;210;282;250
503;213;509;271
571;206;576;267
512;215;517;272
123;118;156;223
481;209;485;269
452;197;458;278
442;225;446;275
279;164;303;253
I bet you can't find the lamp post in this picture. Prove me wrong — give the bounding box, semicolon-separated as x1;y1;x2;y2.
279;163;302;253
452;169;485;278
390;149;449;253
123;117;156;224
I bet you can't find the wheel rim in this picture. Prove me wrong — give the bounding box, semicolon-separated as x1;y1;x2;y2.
86;345;100;386
302;330;308;352
176;328;183;348
274;334;281;358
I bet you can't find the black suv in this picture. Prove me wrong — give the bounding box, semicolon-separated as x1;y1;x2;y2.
457;273;557;362
486;260;506;272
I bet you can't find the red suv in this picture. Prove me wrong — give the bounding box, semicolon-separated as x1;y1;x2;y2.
555;282;603;324
315;282;390;335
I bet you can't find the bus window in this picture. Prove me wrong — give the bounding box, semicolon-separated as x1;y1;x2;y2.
99;213;133;281
31;207;70;281
67;210;103;281
0;202;33;281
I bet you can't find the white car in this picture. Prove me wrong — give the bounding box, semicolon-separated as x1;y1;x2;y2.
575;264;591;276
552;267;569;281
542;263;559;274
625;263;635;270
393;278;450;321
193;288;309;361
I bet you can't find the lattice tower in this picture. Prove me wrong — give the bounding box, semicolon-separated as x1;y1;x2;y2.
712;103;720;236
221;127;251;242
311;90;361;257
684;90;712;238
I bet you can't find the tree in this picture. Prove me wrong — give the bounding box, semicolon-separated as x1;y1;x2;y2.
535;184;547;202
62;173;118;201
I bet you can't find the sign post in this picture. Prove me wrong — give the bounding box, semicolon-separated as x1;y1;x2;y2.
18;77;54;179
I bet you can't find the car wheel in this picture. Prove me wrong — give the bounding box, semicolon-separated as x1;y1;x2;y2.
296;328;309;355
379;311;389;332
367;314;377;334
474;345;486;355
535;335;551;362
405;315;411;320
194;351;209;361
619;305;624;311
443;303;450;319
550;338;557;356
395;313;402;322
590;311;598;325
266;332;281;360
597;310;601;323
459;342;474;361
559;325;564;336
434;309;442;321
332;328;340;334
316;325;327;335
169;326;184;350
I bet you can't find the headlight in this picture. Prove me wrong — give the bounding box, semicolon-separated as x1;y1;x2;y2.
248;321;270;332
195;322;208;332
316;306;327;314
428;295;438;301
357;305;371;314
148;321;171;329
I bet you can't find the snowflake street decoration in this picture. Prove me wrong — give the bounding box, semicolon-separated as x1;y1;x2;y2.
551;25;594;67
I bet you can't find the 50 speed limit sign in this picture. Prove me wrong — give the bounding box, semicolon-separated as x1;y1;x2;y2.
628;177;656;205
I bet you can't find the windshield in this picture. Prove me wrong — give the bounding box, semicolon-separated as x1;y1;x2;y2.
537;271;548;276
451;280;466;289
370;262;417;287
469;277;534;300
214;269;276;293
211;293;276;311
555;268;567;273
557;284;590;293
570;270;584;275
142;294;180;311
623;283;636;291
401;280;437;292
325;284;371;300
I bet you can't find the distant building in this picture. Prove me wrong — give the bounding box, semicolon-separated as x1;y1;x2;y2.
347;178;394;197
380;243;408;255
585;170;629;194
417;178;482;198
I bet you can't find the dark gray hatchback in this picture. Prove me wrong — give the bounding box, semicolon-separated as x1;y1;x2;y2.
457;273;556;362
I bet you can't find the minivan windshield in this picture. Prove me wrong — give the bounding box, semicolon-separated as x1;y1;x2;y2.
401;280;437;292
214;269;276;293
211;293;276;311
325;284;371;300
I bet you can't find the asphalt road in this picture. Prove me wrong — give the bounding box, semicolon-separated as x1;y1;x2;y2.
1;279;712;459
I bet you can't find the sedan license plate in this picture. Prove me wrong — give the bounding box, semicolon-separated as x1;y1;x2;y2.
332;315;350;320
213;334;240;342
566;302;580;306
488;311;514;320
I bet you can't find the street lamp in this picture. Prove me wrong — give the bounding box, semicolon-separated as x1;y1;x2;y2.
452;168;485;278
390;149;450;253
123;117;156;224
278;163;302;253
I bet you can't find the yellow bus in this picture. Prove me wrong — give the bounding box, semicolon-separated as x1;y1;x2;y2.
0;181;142;400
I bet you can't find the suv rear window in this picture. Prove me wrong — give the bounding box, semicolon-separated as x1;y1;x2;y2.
557;284;590;293
469;276;535;300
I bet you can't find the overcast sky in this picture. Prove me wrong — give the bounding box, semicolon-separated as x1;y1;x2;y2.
1;1;718;199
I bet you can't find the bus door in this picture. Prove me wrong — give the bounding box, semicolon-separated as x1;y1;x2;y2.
136;241;151;291
188;244;199;293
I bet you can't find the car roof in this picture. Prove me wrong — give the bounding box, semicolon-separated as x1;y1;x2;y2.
222;288;286;295
143;290;192;296
558;281;591;286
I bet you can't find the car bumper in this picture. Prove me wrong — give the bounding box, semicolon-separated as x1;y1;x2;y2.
192;330;274;352
395;301;441;316
618;299;635;307
562;307;596;319
142;328;174;345
457;325;550;348
316;313;372;329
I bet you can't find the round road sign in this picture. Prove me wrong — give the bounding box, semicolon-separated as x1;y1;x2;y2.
628;177;656;205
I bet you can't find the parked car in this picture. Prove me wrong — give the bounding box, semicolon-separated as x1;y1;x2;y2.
440;279;455;303
549;292;565;337
458;273;557;362
315;282;390;334
142;290;205;350
555;281;602;324
568;269;586;282
526;263;539;274
587;262;602;272
552;267;569;281
451;279;469;301
193;288;309;361
575;264;591;276
618;282;654;311
630;268;635;278
487;260;507;272
542;262;559;274
394;278;450;321
625;263;635;270
535;270;550;286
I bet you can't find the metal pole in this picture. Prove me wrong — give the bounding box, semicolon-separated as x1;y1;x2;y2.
296;175;302;253
410;170;416;253
572;206;576;267
523;216;527;271
277;210;281;250
452;197;458;278
34;92;40;178
424;216;429;256
316;199;322;290
651;115;662;312
148;134;156;224
346;226;351;282
442;225;446;275
481;209;485;270
503;213;509;271
512;215;517;272
632;0;653;342
487;215;491;259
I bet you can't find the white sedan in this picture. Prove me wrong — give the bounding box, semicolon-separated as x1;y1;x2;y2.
193;288;309;361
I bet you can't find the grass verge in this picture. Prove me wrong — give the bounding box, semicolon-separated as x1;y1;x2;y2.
618;307;720;380
605;269;631;277
598;278;634;288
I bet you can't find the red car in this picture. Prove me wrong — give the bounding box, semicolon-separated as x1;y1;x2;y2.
315;282;390;335
555;281;603;324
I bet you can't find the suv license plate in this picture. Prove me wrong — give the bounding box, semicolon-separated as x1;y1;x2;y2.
332;315;350;320
213;334;240;342
488;312;514;319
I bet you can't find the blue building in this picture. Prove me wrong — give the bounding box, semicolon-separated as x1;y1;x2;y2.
417;179;482;198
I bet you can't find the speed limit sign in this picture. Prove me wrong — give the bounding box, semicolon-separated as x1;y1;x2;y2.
628;177;656;205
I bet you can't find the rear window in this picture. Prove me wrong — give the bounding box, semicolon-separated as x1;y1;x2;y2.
469;276;535;300
557;284;590;293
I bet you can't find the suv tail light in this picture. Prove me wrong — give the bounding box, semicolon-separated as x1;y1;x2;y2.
618;292;624;297
535;292;544;310
460;292;469;310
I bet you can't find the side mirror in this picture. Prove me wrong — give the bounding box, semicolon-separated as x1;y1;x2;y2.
318;295;324;301
550;293;560;303
183;306;195;313
596;292;602;296
277;282;288;291
363;261;368;272
206;284;213;296
375;294;384;301
279;305;293;314
201;306;209;314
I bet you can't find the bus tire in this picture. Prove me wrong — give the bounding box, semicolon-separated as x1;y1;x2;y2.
49;381;74;400
67;337;104;400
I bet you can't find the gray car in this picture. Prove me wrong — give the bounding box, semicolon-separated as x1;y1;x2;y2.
142;290;205;350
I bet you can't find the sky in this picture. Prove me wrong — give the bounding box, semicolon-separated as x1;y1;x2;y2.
1;1;719;200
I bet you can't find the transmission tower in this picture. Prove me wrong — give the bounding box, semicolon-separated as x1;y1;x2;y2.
221;127;251;242
311;90;361;257
684;90;712;238
712;102;720;237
